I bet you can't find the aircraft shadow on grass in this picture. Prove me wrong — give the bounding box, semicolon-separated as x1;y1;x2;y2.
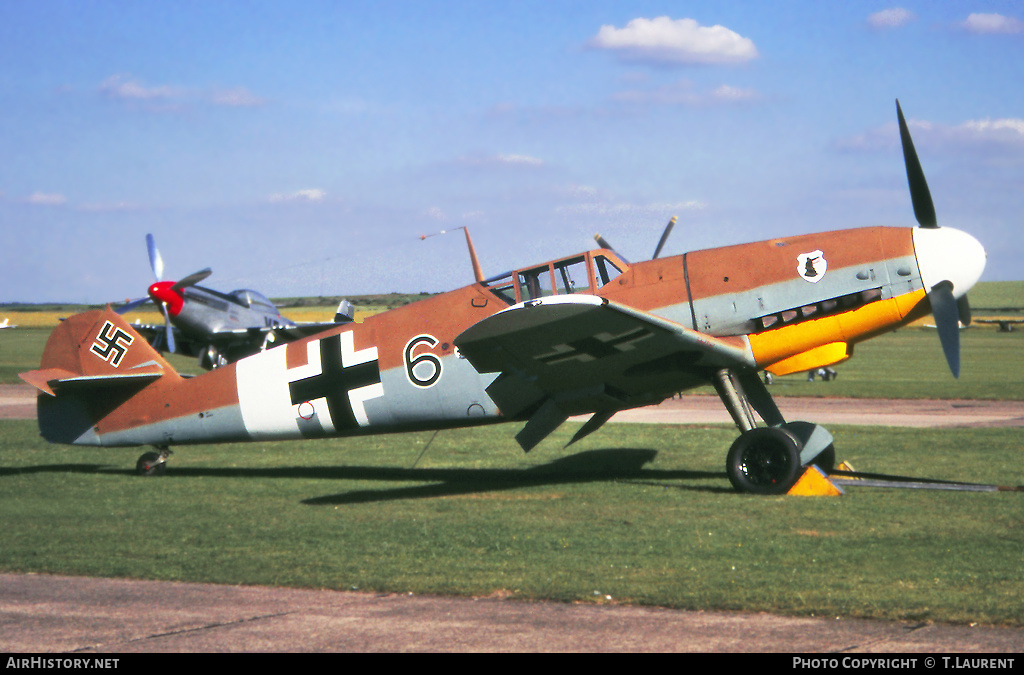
0;449;730;503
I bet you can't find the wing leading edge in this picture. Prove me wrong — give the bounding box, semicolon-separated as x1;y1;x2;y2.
454;295;755;451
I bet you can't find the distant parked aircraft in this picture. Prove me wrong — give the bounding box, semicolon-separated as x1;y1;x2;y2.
116;234;352;369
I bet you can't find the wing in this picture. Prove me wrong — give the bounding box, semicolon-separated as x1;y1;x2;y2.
454;295;755;450
125;322;194;355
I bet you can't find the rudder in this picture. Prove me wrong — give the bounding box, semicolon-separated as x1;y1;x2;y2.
20;307;180;444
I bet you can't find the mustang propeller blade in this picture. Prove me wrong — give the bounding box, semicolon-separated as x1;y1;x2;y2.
146;233;165;281
171;268;213;291
159;303;176;354
115;234;210;353
114;296;151;315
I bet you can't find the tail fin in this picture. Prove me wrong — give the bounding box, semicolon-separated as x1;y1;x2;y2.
19;307;181;444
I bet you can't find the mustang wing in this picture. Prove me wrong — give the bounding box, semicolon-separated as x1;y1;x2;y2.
454;295;755;450
131;321;345;362
124;322;189;354
207;322;344;349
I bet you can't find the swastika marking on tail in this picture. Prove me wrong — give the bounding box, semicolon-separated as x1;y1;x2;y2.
90;321;135;368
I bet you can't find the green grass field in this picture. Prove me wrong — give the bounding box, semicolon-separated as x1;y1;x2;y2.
0;420;1020;626
2;282;1022;626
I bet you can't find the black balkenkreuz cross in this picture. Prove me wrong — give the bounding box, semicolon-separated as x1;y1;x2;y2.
288;334;381;435
536;327;652;365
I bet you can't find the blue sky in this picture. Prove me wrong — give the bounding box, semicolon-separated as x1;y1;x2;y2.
2;1;1022;303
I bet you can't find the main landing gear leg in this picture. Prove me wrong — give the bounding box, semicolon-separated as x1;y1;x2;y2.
136;446;172;477
714;368;835;494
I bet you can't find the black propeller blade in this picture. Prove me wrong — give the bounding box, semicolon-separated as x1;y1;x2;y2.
957;295;972;327
595;215;679;264
897;100;968;378
928;281;961;378
652;216;677;260
896;99;938;229
593;234;630;264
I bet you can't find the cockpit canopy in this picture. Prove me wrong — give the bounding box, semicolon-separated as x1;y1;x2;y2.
230;289;278;311
481;250;626;305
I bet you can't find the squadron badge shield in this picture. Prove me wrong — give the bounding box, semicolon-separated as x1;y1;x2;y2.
797;250;827;283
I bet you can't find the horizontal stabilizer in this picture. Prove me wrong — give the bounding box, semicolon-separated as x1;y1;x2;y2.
20;366;165;397
19;306;179;396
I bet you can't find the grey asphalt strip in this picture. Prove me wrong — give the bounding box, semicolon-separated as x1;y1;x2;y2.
2;573;1021;653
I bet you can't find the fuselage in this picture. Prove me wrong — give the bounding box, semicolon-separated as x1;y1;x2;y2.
148;283;293;338
42;224;985;448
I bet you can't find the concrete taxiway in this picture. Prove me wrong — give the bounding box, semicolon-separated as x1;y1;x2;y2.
2;573;1022;653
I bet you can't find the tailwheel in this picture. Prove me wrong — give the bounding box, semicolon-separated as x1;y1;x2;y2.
726;427;802;495
136;448;171;476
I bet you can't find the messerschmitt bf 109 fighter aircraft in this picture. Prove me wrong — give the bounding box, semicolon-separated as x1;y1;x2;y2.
116;234;353;369
21;102;986;493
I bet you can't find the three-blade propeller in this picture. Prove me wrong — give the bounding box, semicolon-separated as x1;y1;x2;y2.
115;234;212;354
593;102;978;379
897;99;973;378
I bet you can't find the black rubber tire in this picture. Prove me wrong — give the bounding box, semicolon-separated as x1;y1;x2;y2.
726;427;802;495
136;451;166;477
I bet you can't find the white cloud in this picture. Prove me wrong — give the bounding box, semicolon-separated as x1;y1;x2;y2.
867;8;916;30
269;189;326;203
496;154;544;166
953;118;1024;151
100;74;179;101
557;200;707;217
99;74;265;109
960;13;1024;34
837;117;1024;156
558;184;599;198
26;192;67;206
710;84;758;102
209;86;266;107
588;16;758;65
77;201;142;213
962;118;1024;136
613;79;758;106
424;206;447;221
453;153;545;168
